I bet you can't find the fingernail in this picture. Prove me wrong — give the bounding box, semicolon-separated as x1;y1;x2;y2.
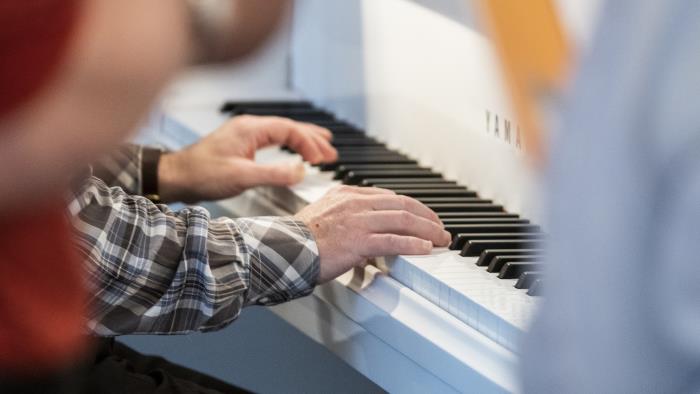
443;230;451;244
423;240;433;251
291;162;305;182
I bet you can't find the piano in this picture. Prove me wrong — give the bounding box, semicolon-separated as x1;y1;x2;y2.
148;1;600;392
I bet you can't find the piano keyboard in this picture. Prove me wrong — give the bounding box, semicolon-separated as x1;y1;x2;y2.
221;100;542;352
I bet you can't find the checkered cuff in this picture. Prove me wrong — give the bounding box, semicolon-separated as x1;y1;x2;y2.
237;217;320;306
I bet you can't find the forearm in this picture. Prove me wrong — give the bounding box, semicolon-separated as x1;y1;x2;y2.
185;0;287;64
68;175;319;335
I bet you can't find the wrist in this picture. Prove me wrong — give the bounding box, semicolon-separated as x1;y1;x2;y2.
157;152;188;203
142;147;163;203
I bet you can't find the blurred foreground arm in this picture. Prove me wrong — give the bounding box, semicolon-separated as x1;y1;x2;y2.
186;0;288;63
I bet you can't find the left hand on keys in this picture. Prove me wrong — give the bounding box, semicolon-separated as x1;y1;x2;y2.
157;115;337;203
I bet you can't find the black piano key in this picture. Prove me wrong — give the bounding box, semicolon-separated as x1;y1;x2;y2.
515;272;543;289
336;150;407;158
320;157;418;171
334;149;399;156
330;134;378;140
334;143;391;148
373;183;468;190
393;189;478;198
325;152;413;161
331;139;386;147
361;178;457;186
445;221;531;237
326;125;364;134
341;143;391;150
462;238;543;256
335;155;411;164
449;232;542;250
343;168;437;177
285;142;388;156
475;249;545;267
334;150;401;158
426;203;503;213
333;164;427;179
442;218;528;225
332;140;388;147
233;108;335;121
300;121;361;131
498;262;544;279
447;223;540;234
231;107;324;115
344;170;440;185
243;112;336;122
438;212;519;219
527;279;544;296
308;120;360;129
220;100;312;113
418;197;490;204
487;255;544;273
283;134;370;154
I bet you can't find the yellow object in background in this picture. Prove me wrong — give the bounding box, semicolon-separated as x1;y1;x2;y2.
478;0;571;163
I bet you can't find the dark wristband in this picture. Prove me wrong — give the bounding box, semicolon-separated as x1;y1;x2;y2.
142;147;162;203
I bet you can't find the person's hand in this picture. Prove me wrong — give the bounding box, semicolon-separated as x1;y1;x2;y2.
158;115;337;203
294;185;452;283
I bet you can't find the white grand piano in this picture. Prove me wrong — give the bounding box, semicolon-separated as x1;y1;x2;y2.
144;1;599;392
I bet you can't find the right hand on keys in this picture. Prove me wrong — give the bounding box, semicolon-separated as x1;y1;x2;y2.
294;185;452;283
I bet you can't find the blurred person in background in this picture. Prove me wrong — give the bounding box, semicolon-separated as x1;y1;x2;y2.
522;0;700;392
1;1;449;393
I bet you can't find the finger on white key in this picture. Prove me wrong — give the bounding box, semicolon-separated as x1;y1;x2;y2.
361;211;451;246
305;122;333;140
308;130;338;162
362;234;433;257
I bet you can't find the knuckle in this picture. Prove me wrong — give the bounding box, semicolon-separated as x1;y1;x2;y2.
374;187;394;195
340;184;362;194
331;185;347;194
398;195;411;210
399;211;413;226
337;184;352;193
385;234;401;249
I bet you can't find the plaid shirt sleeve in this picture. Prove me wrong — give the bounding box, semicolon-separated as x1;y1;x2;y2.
90;144;145;195
69;170;320;336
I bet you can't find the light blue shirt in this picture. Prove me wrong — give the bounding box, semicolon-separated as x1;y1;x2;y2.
522;0;700;392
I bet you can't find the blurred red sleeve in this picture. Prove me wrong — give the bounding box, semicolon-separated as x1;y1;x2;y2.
0;0;88;374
